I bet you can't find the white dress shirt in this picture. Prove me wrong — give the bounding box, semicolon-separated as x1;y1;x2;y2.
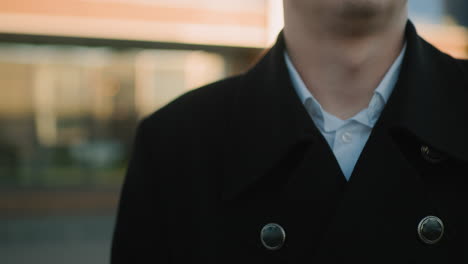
284;45;406;180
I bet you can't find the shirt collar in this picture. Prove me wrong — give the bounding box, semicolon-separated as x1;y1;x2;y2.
284;43;407;132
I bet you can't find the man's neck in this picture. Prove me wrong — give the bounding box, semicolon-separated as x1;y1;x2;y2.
283;13;407;120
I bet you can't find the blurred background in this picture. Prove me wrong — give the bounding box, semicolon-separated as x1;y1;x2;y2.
0;0;467;263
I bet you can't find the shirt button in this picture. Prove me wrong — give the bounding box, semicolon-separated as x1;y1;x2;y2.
341;132;353;143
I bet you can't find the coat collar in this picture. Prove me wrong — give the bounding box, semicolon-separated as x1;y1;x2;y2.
221;20;468;202
221;28;328;202
384;21;468;161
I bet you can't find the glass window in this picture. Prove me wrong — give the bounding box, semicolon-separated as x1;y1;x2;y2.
0;42;235;264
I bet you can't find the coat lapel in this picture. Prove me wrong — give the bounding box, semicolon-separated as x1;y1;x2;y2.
221;32;346;203
392;24;468;162
344;21;468;187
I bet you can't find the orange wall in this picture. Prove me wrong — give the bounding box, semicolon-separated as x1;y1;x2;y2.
0;0;265;27
416;23;468;59
0;0;269;47
0;0;467;56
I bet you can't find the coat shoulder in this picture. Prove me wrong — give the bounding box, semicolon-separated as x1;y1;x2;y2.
141;74;243;136
433;46;468;85
456;58;468;76
449;57;468;93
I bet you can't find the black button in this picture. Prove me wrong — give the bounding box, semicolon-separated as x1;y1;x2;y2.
420;145;446;163
418;216;444;245
260;223;286;250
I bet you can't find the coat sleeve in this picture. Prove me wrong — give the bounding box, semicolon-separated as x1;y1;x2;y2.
110;117;171;263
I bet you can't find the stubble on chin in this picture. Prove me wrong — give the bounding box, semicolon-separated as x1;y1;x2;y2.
338;0;381;19
331;0;405;37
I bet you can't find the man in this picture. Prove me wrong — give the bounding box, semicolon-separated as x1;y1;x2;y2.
111;0;468;263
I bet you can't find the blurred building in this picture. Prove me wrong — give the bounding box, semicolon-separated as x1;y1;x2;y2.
0;1;267;264
408;0;468;58
445;0;468;27
0;1;467;264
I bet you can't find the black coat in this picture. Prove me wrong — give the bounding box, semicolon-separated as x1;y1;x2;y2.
111;21;468;263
